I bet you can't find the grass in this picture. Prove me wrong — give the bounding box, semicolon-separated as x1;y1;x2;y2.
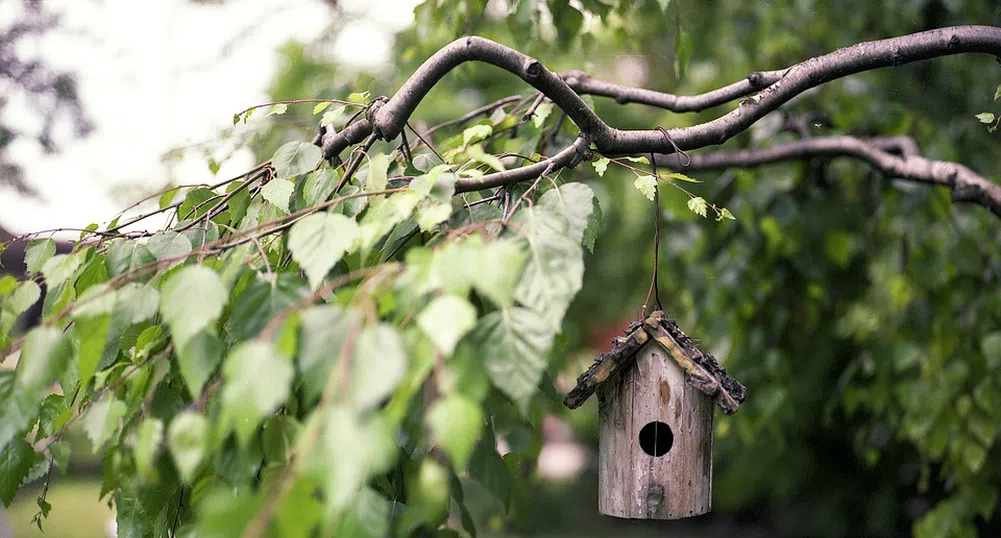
6;479;112;538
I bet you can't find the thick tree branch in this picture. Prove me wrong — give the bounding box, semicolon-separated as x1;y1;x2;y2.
319;25;1001;166
655;136;1001;217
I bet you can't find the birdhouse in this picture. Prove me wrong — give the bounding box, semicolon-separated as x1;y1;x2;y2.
564;311;746;520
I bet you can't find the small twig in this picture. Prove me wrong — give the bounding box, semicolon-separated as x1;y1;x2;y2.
333;134;378;195
406;121;446;163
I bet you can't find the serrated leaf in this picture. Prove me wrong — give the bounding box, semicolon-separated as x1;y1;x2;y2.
105;240;155;277
134;418;163;477
427;393;483;468
160;266;227;350
300;169;339;208
266;103;288;117
350;324;407;410
220;341;293;447
532;102;553;128
717;207;736;221
272;141;322;179
512;207;584;331
469;308;553;411
418;295;477;356
538;182;596;244
975;112;995;123
146;231;193;262
261;178;295;213
313;101;332;114
582;197;602;253
0;438;35;506
84;397;126;453
633;175;658;201
288;213;360;290
40;252;84;287
3;280;40;319
687;196;708;217
227;274;305;340
159;187;180;209
348;91;370;103
24;239;56;275
168;412;208;482
463;124;493;146
593;157;609;177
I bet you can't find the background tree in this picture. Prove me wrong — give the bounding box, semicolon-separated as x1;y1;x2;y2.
1;1;1000;538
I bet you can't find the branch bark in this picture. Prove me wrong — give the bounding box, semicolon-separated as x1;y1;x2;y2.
655;136;1001;217
319;26;1001;165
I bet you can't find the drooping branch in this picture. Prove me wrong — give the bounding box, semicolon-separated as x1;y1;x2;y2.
319;26;1001;174
655;136;1001;217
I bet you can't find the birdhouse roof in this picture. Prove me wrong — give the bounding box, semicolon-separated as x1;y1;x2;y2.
563;311;746;414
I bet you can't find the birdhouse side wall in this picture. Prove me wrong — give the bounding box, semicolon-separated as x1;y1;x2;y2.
598;343;714;519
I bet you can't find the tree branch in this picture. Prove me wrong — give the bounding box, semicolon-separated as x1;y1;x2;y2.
655;136;1001;217
319;26;1001;162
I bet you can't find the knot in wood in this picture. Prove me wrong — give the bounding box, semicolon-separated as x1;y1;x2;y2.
523;58;542;79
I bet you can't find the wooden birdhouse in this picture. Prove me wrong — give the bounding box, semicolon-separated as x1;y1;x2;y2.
564;311;746;520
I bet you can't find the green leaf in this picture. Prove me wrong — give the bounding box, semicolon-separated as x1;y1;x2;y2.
177;331;223;398
146;230;193;262
656;0;670;11
115;464;179;538
0;276;15;298
271;141;322;179
266;103;288;117
321;106;345;127
532;102;553;128
417;202;453;232
105;240;154;277
299;169;339;209
313;406;396;511
3;280;40;320
16;326;72;394
40;252;84;287
159;187;180;209
330;487;390;538
178;187;215;220
512;207;585;331
84;397;126;453
474;239;527;309
666;172;700;183
0;438;35;506
134;418;163;478
350;324;407;410
592;157;609;177
633;175;658;201
975;112;995;123
717;207;736;221
994;84;1001;101
582;197;602;253
349;91;370;103
427;393;483;468
469;308;553;411
313;101;331;114
982;332;1001;369
366;153;391;192
261;178;295;213
418;295;477;355
220;341;293;447
72;314;112;393
468;432;513;508
168;411;208;482
298;305;360;404
687;196;708;217
0;373;38;455
24;239;56;275
288;213;360;290
227;274;306;340
463;124;493;146
538;182;596;245
357;192;421;252
160;265;227;350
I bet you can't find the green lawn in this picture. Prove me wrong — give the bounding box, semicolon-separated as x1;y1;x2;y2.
7;479;111;538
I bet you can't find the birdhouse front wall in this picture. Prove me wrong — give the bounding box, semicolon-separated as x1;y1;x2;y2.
597;342;714;519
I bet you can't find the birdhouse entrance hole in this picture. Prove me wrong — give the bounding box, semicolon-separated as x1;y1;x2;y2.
638;421;673;457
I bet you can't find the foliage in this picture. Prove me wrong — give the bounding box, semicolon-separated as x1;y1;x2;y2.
3;0;1001;537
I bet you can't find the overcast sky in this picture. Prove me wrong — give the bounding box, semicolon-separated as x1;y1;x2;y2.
1;0;417;235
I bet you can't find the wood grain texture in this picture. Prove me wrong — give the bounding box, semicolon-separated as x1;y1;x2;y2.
598;343;713;519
